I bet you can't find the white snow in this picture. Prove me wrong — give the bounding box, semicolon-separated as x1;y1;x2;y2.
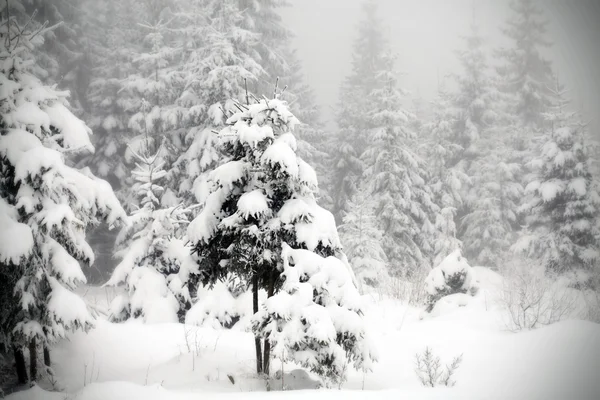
261;141;299;178
237;189;270;218
0;198;34;264
9;274;600;400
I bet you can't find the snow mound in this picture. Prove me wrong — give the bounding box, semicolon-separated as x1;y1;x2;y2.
424;250;477;312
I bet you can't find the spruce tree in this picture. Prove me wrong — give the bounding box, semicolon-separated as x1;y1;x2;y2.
515;81;600;282
339;186;388;289
331;0;388;221
362;52;439;278
424;88;465;265
173;0;263;206
498;0;554;130
187;97;364;377
0;11;125;381
106;138;195;323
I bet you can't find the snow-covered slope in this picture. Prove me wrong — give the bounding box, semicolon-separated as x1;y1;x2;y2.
7;270;600;400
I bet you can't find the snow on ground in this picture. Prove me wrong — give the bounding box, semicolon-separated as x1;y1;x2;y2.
7;268;600;400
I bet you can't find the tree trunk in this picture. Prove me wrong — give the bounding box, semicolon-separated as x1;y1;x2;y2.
262;272;276;376
252;274;262;374
43;346;51;367
29;338;37;382
13;345;27;384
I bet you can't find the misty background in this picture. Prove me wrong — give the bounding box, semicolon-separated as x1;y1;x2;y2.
281;0;600;133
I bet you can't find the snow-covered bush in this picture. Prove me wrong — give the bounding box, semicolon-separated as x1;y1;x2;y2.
424;250;477;312
185;276;249;329
252;244;377;387
500;258;576;331
0;9;125;381
106;141;195;323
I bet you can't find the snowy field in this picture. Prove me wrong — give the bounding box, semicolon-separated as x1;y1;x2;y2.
7;268;600;400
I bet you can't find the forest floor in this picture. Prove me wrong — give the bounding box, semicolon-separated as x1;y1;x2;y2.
5;268;600;400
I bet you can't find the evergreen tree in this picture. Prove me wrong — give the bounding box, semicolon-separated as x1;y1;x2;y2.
173;0;263;205
424;89;466;265
456;17;523;267
187;97;363;376
252;243;376;386
498;0;554;130
339;186;388;290
79;0;141;188
453;18;497;165
120;8;187;209
106;138;195;323
514;82;600;282
0;11;125;382
331;0;388;221
362;53;439;278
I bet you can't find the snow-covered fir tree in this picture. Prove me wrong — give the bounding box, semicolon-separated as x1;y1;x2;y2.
497;0;554;130
339;186;388;290
187;97;373;378
452;18;497;167
455;16;523;268
120;8;188;209
0;12;125;382
172;0;263;206
19;0;88;115
362;52;440;278
424;88;465;265
252;243;377;386
331;0;388;222
79;0;141;187
514;82;600;284
106;138;195;323
237;0;291;95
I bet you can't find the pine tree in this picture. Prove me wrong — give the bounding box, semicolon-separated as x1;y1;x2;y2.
453;18;497;165
514;81;600;283
187;97;368;377
339;186;388;290
252;243;377;386
331;0;388;221
424;89;466;265
498;0;554;130
0;11;125;381
172;0;263;206
237;0;291;95
120;7;188;209
79;0;142;187
362;52;439;278
20;0;88;115
106;138;195;323
456;16;523;267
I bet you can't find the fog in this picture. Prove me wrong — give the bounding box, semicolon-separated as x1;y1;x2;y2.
281;0;600;133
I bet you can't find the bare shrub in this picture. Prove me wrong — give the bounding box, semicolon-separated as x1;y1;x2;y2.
384;271;428;305
414;347;463;387
500;260;576;331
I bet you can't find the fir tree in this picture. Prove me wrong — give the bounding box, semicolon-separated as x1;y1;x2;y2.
0;11;125;382
173;0;263;206
362;53;439;278
331;0;388;221
498;0;554;130
515;81;600;282
339;186;388;290
106;137;195;323
187;97;366;377
424;88;466;265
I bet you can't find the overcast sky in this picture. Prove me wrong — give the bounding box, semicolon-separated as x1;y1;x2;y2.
281;0;600;133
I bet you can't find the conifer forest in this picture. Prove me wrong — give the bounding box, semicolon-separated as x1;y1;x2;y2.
1;0;600;398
